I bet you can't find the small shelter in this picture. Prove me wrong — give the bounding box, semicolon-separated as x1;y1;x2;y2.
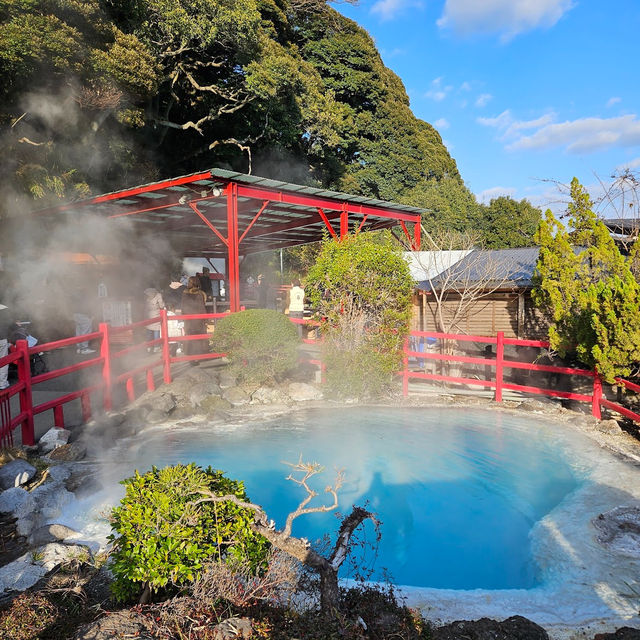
33;168;425;312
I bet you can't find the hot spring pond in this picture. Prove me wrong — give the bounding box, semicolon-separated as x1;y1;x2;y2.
127;406;586;591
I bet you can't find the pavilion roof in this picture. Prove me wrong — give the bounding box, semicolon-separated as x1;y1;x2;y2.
34;168;426;258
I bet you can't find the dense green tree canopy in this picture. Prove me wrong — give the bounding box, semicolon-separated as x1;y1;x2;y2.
478;196;541;249
0;0;461;215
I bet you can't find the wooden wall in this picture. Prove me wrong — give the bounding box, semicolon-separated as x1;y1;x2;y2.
412;290;550;339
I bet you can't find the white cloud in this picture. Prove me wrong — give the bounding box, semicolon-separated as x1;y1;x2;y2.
437;0;575;41
459;81;472;92
372;0;423;20
434;118;450;129
510;115;640;153
477;186;517;203
475;93;493;107
426;77;453;102
615;157;640;171
606;96;621;108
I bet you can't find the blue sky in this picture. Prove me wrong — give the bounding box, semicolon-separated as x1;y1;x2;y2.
337;0;640;215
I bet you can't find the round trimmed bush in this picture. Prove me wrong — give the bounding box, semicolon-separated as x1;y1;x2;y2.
108;464;269;603
210;309;299;384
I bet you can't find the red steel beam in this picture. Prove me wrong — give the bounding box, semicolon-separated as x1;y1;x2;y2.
189;202;228;247
317;208;338;238
227;183;240;312
235;184;421;223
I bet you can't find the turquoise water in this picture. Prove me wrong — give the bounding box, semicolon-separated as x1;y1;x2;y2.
140;407;581;590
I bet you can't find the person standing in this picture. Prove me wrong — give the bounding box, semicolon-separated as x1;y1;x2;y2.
181;276;207;363
0;301;11;390
256;274;267;309
144;288;165;352
287;278;305;337
71;281;96;355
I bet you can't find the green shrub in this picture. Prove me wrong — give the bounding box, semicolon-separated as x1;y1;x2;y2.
210;309;299;385
306;233;413;398
108;464;269;603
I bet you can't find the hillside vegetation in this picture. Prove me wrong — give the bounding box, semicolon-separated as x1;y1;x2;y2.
0;0;538;244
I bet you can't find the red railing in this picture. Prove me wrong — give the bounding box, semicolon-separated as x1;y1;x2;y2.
0;310;324;445
402;330;640;423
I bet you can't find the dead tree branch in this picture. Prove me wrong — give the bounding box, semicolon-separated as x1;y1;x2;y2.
192;459;375;614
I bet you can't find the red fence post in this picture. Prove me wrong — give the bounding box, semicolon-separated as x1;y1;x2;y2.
99;322;112;412
160;309;172;385
53;405;64;429
80;393;91;423
592;370;602;420
403;336;409;397
495;331;504;403
15;340;35;446
146;368;155;392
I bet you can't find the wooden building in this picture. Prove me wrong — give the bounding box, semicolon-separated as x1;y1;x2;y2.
411;247;549;339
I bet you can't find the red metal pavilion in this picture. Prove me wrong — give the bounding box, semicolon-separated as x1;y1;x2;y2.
34;168;425;311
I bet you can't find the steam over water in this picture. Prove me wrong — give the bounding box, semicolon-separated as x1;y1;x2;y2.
135;407;581;590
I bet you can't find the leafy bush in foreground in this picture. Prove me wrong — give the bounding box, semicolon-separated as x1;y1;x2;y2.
108;464;269;603
210;309;299;384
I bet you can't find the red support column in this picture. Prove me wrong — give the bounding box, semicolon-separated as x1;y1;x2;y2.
227;182;241;312
414;221;421;250
340;204;348;239
160;309;172;385
495;331;504;403
592;371;602;419
15;340;34;445
99;322;112;412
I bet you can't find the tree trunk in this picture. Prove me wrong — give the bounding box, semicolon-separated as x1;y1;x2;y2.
319;566;340;614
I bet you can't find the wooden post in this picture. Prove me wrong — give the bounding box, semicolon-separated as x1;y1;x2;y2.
592;371;602;420
160;309;172;385
15;340;34;445
99;322;112;412
495;331;504;403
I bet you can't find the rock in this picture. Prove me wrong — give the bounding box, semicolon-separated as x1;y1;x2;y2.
47;442;87;461
212;617;253;640
0;543;89;593
28;523;79;546
593;506;640;556
189;382;215;407
251;386;289;405
16;513;37;537
185;367;220;385
432;615;549;640
597;419;623;435
517;399;561;414
38;427;71;453
73;610;153;640
200;395;232;413
0;486;34;515
85;412;126;431
0;459;37;489
219;370;237;389
222;387;250;406
47;465;71;483
594;628;640;640
30;483;74;520
287;382;323;402
146;409;170;424
154;392;176;414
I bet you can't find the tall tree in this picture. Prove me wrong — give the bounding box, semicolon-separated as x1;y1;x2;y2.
532;178;640;382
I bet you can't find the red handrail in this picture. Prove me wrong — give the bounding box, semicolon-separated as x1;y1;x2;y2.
403;330;640;423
